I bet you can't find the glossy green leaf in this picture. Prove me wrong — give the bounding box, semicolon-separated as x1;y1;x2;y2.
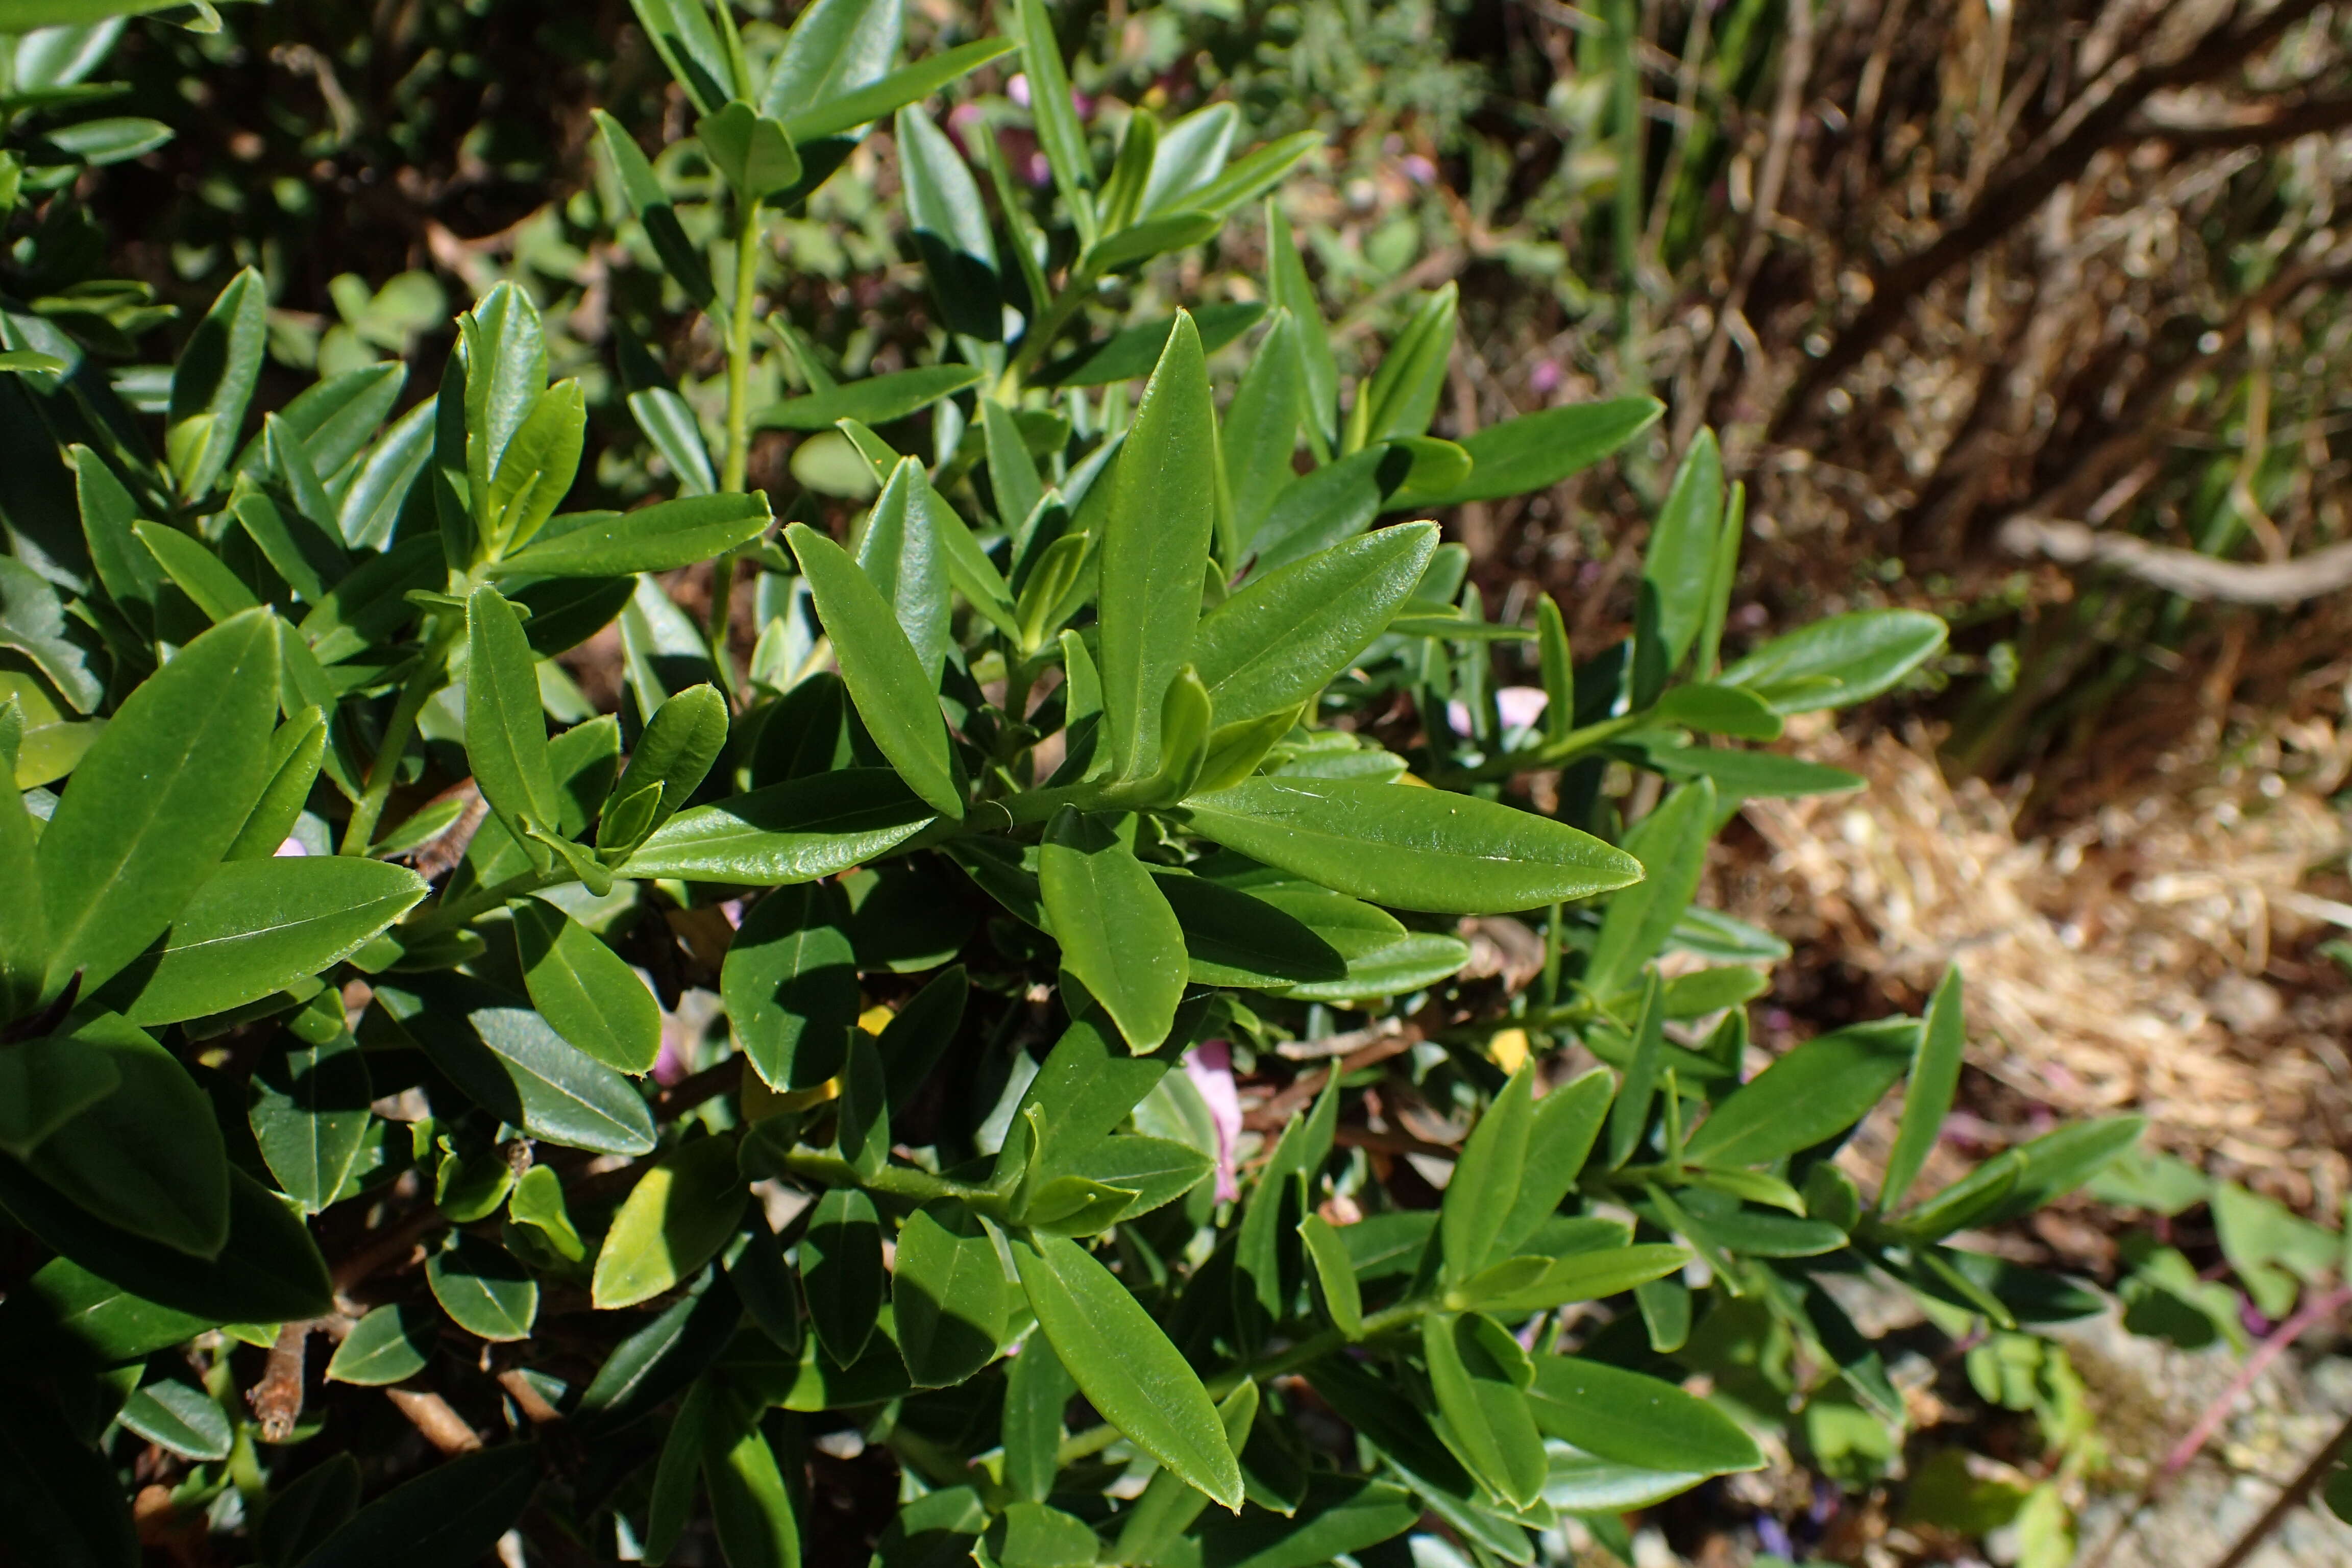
1191;523;1436;725
512;897;661;1074
1353;284;1455;447
1480;1243;1690;1314
627;0;732;113
624;768;936;883
1008;998;1209;1180
1718;609;1949;715
1605;973;1664;1169
629;387;716;496
225;707;326;860
1098;312;1215;780
1584;778;1716;1002
165;267;266;503
778;37;1016;143
699;100;802;201
326;1301;434;1386
899;104;999;340
1014;1233;1243;1509
427;1232;537;1341
488;494;771;578
249;1025;373;1213
802;1185;883;1365
755;365;983;431
596;682;721;843
1264;203;1336;446
893;1198;1009;1387
786;521;961;817
24;1015;225;1257
105;855;425;1025
643;1378;710;1564
1640;430;1723;671
1492;1070;1612;1255
35;607;276;998
1040;809;1186;1051
1036;303;1265;388
485;379;584;552
1882;967;1965;1213
297;1443;538;1568
0;1035;118;1161
0;1159;331;1325
464;583;558;852
256;1454;362;1568
1181;777;1640;915
1420;1312;1545;1508
723;881;858;1090
509;1163;586;1261
117;1378;230;1461
836;1029;889;1179
1152;871;1345;988
576;1272;745;1424
762;0;899;117
857;457;953;680
1524;1356;1761;1475
1394;398;1661;508
592;108;718;306
380;975;656;1155
1443;1063;1535;1282
1646;682;1782;740
593;1135;748;1309
130;519;257;621
1683;1017;1918;1168
1629;739;1864;798
1013;0;1092;232
703;1395;802;1568
1298;1213;1362;1338
1221;311;1304;541
1243;446;1410;577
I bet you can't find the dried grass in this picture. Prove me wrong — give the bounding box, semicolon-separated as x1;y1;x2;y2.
1720;708;2352;1215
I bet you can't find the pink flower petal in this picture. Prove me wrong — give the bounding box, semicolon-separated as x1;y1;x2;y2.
274;836;307;857
1184;1040;1243;1203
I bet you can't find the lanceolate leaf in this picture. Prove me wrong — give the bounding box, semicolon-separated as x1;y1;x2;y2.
786;522;962;818
723;881;859;1090
803;1185;884;1365
249;1026;374;1214
165;267;267;503
1640;429;1723;672
488;494;772;578
0;1036;119;1162
1098;312;1216;781
761;0;902;123
380;976;657;1156
35;607;278;999
1013;1234;1243;1510
1040;809;1187;1052
24;1014;228;1257
593;1135;748;1309
512;898;662;1074
623;768;937;883
754;365;984;431
106;855;427;1025
297;1444;540;1568
1881;967;1965;1213
1683;1018;1919;1169
466;583;559;847
1393;398;1662;508
1180;777;1642;915
1189;523;1437;725
894;1198;1010;1387
1583;777;1716;1002
1717;609;1949;715
1524;1356;1762;1476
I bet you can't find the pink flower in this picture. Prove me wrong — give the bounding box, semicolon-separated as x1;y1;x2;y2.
275;836;307;857
1446;685;1549;737
1184;1040;1243;1203
1529;360;1563;396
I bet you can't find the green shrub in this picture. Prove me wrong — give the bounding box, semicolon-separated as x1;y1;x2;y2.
0;3;2146;1564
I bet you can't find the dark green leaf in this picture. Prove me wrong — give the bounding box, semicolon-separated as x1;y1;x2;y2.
754;366;984;431
857;457;952;681
703;1395;801;1568
777;38;1016;143
1443;1063;1534;1282
1002;1331;1075;1503
899;105;1000;340
1299;1213;1362;1338
1243;446;1411;577
624;768;936;883
297;1443;538;1568
465;583;558;850
803;1186;883;1365
699;100;802;202
1041;809;1187;1051
256;1455;361;1568
325;1301;434;1386
1181;777;1641;915
1153;871;1345;987
35;607;276;997
1353;285;1454;447
1012;0;1093;229
1584;778;1716;1001
1718;610;1948;715
1393;398;1661;508
592;109;718;306
786;521;962;817
1014;1233;1243;1509
893;1198;1009;1387
1036;303;1265;389
248;1024;373;1214
488;494;772;578
723;881;858;1091
1524;1355;1760;1474
380;975;657;1155
225;707;327;861
106;856;425;1025
1421;1312;1545;1507
117;1378;230;1460
427;1232;537;1341
512;898;662;1073
1683;1018;1918;1168
165;267;266;502
1098;313;1216;781
1640;431;1723;671
0;1033;119;1162
1191;524;1436;725
1882;967;1964;1213
25;1015;226;1256
626;0;732;113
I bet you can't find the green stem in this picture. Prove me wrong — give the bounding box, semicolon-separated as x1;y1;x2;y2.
1434;713;1645;787
773;1149;1004;1212
999;273;1091;401
709;202;766;690
340;618;461;854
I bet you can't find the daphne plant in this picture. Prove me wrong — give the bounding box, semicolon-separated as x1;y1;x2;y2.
0;2;2153;1566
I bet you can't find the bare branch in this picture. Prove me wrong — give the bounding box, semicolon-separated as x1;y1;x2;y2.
1998;516;2352;604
